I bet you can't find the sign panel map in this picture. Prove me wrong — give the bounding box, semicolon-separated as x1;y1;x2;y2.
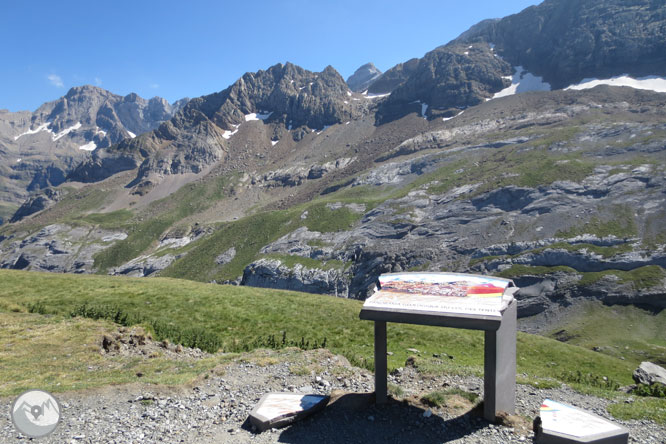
363;273;515;318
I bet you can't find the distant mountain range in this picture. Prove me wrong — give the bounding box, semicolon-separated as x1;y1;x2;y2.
0;86;186;221
1;0;664;320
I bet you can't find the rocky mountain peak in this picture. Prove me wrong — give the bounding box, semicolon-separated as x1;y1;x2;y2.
376;42;512;123
0;86;187;212
346;62;383;92
183;62;355;132
366;58;419;95
455;0;666;88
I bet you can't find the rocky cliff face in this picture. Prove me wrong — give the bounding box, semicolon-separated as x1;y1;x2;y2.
376;42;512;123
456;0;666;89
0;86;186;221
370;0;666;123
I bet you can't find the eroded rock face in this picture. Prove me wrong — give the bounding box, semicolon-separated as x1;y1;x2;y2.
0;224;127;273
242;258;350;297
456;0;666;88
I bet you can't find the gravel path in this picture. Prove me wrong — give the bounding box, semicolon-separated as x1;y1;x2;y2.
1;349;664;444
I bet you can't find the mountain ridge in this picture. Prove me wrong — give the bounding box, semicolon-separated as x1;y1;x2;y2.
0;85;187;222
0;0;664;325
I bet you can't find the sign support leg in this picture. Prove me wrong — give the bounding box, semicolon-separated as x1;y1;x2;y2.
483;299;516;422
374;320;388;404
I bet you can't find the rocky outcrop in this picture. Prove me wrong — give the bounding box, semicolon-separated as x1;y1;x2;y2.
10;188;62;222
241;258;350;297
110;254;179;277
0;224;126;273
215;247;236;265
251;158;355;188
633;362;666;386
346;63;383;92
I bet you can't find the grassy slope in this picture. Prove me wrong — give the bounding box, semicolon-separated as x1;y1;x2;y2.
0;271;647;383
0;311;223;396
546;301;666;364
1;270;663;422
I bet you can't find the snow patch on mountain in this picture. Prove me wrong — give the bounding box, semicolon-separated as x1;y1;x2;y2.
127;130;136;138
443;110;464;122
52;122;82;141
493;66;551;99
363;91;391;99
79;141;97;151
565;75;666;93
222;124;240;140
14;122;52;140
245;111;273;121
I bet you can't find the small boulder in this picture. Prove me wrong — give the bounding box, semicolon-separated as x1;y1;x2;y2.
633;361;666;386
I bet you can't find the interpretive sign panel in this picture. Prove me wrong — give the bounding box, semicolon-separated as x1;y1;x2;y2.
249;393;329;432
363;272;516;318
536;399;628;444
360;272;518;422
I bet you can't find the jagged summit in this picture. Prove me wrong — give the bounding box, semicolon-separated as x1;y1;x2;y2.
346;63;383;92
181;62;354;131
69;62;361;188
0;86;185;217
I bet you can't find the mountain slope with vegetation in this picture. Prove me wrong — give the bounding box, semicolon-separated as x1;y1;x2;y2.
0;0;664;328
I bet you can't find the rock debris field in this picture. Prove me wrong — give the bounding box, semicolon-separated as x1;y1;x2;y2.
1;349;664;444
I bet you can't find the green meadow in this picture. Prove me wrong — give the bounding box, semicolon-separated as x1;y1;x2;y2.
0;270;664;423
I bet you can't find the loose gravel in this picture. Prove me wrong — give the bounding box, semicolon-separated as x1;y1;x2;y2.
1;349;664;444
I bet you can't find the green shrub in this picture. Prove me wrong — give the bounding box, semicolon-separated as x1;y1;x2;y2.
560;370;620;391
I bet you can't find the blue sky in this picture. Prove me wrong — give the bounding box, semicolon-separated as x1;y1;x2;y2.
1;0;540;112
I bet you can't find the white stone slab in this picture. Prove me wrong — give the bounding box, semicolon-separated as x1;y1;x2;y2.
249;393;329;432
536;399;628;444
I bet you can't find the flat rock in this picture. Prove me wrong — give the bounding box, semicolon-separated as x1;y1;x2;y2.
535;399;628;444
249;393;329;432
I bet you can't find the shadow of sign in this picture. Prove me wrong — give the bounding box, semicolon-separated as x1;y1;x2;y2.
275;393;492;444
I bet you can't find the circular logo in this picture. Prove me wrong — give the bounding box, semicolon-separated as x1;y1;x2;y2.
10;390;61;438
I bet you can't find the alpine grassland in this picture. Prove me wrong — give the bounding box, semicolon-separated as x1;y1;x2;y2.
0;270;663;423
